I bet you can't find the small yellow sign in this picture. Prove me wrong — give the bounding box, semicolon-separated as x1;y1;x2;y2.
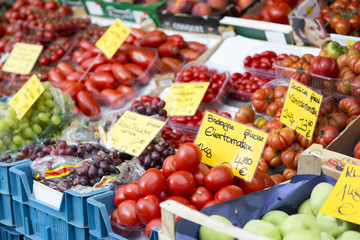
9;75;44;119
194;111;268;182
3;43;43;75
320;164;360;225
280;79;322;140
164;82;210;116
95;19;131;59
109;111;166;157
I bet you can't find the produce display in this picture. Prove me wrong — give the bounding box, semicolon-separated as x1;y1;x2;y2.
2;0;360;239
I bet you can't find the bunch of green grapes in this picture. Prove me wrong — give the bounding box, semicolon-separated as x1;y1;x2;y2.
0;82;74;153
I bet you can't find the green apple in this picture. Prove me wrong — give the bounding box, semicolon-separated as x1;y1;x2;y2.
337;230;360;240
321;232;335;240
280;214;321;238
310;182;334;215
283;229;321;240
298;199;314;216
262;210;289;226
316;213;357;238
199;215;234;240
243;219;281;240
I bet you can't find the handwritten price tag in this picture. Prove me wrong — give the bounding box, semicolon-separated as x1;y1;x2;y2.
320;164;360;225
3;43;43;75
95;19;131;59
280;79;322;140
9;75;44;119
109;111;166;157
164;82;210;116
194;111;268;182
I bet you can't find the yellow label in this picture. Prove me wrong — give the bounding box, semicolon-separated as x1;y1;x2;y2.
164;82;210;116
194;111;268;182
109;111;166;157
9;75;44;119
280;79;322;140
2;43;43;75
95;19;131;59
320;164;360;225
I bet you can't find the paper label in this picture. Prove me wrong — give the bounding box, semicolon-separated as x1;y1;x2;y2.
155;73;174;89
109;111;166;157
164;82;210;116
2;43;43;75
194;111;268;182
9;75;44;119
320;164;360;225
95;18;131;59
280;79;322;140
265;31;287;45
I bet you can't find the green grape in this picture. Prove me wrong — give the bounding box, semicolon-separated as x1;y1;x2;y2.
13;135;23;146
4;116;14;128
37;103;46;112
24;127;33;139
45;99;55;108
42;81;51;90
24;109;34;119
20;121;30;131
2;134;10;145
50;115;61;126
0;119;6;130
43;90;52;100
32;115;40;124
53;107;61;115
7;107;16;117
0;102;7;110
0;139;3;149
38;113;49;122
32;124;42;135
25;140;32;145
9;144;18;151
11;118;19;130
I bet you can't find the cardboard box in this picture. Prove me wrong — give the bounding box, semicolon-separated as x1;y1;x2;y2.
298;115;360;180
156;4;240;34
81;0;166;26
219;0;294;44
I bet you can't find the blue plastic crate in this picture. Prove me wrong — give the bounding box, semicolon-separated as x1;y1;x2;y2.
0;223;23;240
88;191;147;240
0;97;8;102
9;161;108;229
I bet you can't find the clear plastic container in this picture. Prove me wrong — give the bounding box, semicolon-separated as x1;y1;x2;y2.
175;61;231;105
273;61;311;85
110;220;145;238
310;73;355;97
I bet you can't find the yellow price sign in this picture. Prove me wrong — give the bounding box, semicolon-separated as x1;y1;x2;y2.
95;19;131;59
109;111;166;157
194;111;268;182
320;164;360;225
280;79;322;141
9;75;44;119
164;82;210;116
3;43;43;75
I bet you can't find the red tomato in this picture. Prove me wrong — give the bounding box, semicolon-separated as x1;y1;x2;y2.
145;218;162;238
129;49;156;68
203;200;220;208
310;57;339;78
214;185;244;202
138;169;165;197
270;174;286;184
162;155;177;178
111;63;135;86
116;85;137;101
56;62;75;76
192;163;210;186
84;80;101;96
135;195;161;224
110;209;122;225
116;200;140;227
162;196;189;205
166;171;196;197
174;143;202;172
63;83;86;100
89;72;117;89
267;2;292;23
80;56;106;72
95;63;113;74
76;91;101;119
66;71;85;82
189;186;214;210
204;165;233;191
237;170;266;194
48;69;65;87
166;34;185;48
124;63;151;85
114;185;127;206
123;182;141;200
100;89;125;109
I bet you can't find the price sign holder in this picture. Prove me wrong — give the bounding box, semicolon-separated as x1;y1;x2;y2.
9;75;44;119
109;111;166;157
95;18;131;59
320;164;360;225
280;79;323;140
164;82;210;116
2;43;43;75
194;111;268;182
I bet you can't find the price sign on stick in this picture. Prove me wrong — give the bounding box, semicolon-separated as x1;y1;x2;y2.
280;79;322;140
109;111;166;157
9;75;44;119
96;18;131;59
164;82;210;116
194;111;268;182
3;43;43;75
320;164;360;225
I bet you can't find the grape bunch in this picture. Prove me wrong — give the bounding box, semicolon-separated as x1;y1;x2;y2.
0;82;74;153
135;137;176;170
130;100;167;117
